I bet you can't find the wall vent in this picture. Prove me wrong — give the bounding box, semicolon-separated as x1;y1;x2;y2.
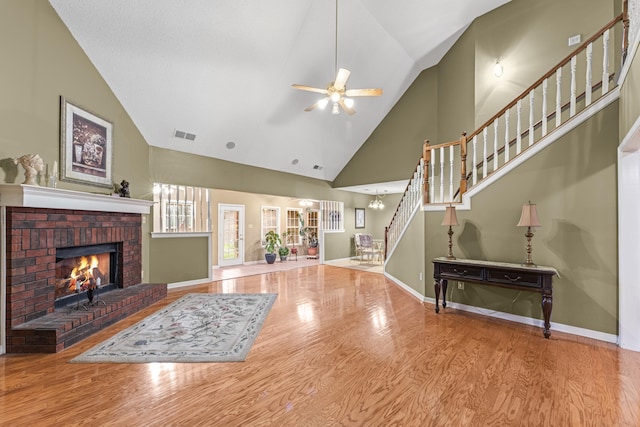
173;129;197;141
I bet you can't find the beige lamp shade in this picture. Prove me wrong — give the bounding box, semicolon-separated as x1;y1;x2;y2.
441;206;459;226
517;202;541;227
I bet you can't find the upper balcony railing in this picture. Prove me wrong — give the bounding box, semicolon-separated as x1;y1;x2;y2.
385;6;629;259
425;12;627;205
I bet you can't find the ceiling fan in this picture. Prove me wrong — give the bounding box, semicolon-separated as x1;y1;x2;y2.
291;0;382;116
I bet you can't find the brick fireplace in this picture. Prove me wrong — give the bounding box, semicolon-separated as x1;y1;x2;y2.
1;185;166;353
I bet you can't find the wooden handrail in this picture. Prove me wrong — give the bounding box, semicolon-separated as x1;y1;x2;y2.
424;139;462;151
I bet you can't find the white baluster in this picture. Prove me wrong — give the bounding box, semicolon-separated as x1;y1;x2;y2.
472;135;478;185
429;153;435;203
482;127;488;178
602;29;610;93
449;145;454;202
556;68;562;127
516;100;522;154
493;119;499;171
504;110;510;163
585;43;593;106
529;89;535;147
542;79;548;136
570;55;577;117
439;147;444;203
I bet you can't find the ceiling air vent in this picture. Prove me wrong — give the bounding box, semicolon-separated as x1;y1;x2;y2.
313;165;323;170
173;129;196;141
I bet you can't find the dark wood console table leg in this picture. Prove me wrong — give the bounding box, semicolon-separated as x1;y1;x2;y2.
541;290;552;338
441;279;448;308
434;279;448;313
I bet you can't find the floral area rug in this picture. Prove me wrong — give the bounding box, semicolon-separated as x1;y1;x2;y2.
70;293;277;363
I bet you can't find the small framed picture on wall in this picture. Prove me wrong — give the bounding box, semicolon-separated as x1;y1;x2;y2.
355;208;365;229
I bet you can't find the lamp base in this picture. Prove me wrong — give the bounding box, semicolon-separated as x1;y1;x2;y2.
446;255;457;260
522;262;536;267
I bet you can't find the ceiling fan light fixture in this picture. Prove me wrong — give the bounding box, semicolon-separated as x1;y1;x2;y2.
291;0;382;115
318;98;330;109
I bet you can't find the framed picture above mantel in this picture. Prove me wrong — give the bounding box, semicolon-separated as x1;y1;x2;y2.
60;97;114;188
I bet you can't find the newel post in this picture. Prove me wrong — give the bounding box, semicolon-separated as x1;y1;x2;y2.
384;226;388;260
459;132;468;197
423;140;430;204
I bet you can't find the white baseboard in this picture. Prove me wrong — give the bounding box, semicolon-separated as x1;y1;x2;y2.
386;273;618;344
384;271;429;302
212;260;261;270
168;278;212;289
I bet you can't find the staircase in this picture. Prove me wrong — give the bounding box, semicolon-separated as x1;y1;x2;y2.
385;11;629;260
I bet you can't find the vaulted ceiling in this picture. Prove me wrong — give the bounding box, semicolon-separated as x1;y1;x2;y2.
49;0;509;192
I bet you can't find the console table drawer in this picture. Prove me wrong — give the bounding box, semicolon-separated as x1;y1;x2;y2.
439;264;484;280
486;269;542;289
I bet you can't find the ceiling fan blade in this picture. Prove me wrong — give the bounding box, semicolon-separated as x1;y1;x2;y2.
345;88;383;97
333;68;351;90
338;98;356;116
304;97;330;112
292;84;329;95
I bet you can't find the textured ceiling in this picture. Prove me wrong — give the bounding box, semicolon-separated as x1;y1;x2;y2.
49;0;509;193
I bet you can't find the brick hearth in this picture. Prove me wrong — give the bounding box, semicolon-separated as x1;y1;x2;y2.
12;283;166;353
4;204;166;353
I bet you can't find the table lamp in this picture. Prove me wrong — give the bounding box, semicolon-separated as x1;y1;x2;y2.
517;201;541;266
441;205;459;260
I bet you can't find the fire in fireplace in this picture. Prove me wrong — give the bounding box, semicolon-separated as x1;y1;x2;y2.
55;243;120;308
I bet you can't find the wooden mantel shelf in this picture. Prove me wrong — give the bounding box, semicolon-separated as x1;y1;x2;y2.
0;184;153;214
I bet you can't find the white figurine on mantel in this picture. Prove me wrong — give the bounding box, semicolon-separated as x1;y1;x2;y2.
14;154;44;186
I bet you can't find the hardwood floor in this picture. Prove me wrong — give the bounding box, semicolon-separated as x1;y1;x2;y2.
1;265;639;426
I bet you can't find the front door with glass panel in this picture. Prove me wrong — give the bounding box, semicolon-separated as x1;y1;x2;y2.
218;204;244;267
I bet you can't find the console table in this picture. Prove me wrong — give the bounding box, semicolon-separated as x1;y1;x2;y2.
432;257;558;338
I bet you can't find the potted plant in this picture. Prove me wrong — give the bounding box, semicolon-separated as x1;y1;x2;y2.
298;213;318;257
278;246;290;261
281;230;298;259
264;230;281;264
306;231;318;257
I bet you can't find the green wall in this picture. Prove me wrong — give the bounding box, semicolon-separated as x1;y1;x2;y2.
620;37;640;139
423;103;619;334
0;1;397;284
149;237;209;284
385;211;426;296
472;0;614;127
335;0;616;189
0;0;153;278
333;67;439;187
149;147;401;267
0;0;632;338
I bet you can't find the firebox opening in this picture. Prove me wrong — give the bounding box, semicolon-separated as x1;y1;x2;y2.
55;243;120;308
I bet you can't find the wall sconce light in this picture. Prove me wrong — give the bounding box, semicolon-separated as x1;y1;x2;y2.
494;60;504;78
517;201;541;266
441;205;459;260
